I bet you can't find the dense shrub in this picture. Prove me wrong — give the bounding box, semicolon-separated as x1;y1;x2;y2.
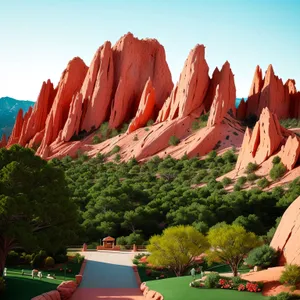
272;156;281;165
6;251;19;266
257;177;270;189
247;173;259;182
87;242;98;249
126;232;144;245
280;118;300;129
269;292;300;300
280;264;300;288
204;272;220;288
73;253;85;264
92;135;101;144
234;184;242;191
245;245;278;268
237;176;247;185
246;162;259;174
270;162;286;180
116;236;127;245
54;254;68;264
45;256;55;268
31;254;44;268
222;177;232;186
0;277;5;293
169;135;180;146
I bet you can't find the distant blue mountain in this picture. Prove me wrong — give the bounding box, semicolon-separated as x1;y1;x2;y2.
0;97;34;138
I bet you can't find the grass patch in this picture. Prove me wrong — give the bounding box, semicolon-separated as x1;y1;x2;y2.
146;276;265;300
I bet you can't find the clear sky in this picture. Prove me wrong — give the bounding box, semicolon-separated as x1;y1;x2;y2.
0;0;299;100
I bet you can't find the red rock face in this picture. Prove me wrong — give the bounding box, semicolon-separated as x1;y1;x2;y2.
286;79;300;118
245;65;264;116
207;61;236;127
7;109;24;146
156;44;209;122
80;42;114;133
109;33;173;128
0;134;7;148
37;57;88;155
244;65;294;119
204;67;220;112
279;136;300;171
271;196;300;265
236;108;284;170
236;98;246;120
127;78;156;133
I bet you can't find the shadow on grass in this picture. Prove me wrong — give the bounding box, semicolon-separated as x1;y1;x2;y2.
3;276;59;300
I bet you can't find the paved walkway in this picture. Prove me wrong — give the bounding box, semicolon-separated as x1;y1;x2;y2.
71;251;144;300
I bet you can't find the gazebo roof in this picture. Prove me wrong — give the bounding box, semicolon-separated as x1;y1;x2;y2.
103;236;115;241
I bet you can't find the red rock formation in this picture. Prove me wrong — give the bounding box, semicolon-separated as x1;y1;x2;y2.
57;280;77;300
236;98;246;120
236;108;284;170
245;65;264;116
243;65;292;119
286;79;300;118
80;42;114;133
7;109;24;146
127;78;156;133
204;67;220;111
279;136;300;171
0;134;7;148
18;80;56;147
156;44;209;122
37;57;88;155
207;61;236;127
109;33;173;128
18;106;33;146
271;196;300;265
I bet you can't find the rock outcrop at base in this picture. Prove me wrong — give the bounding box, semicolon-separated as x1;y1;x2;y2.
238;65;299;120
271;196;300;265
236;108;300;173
0;134;7;148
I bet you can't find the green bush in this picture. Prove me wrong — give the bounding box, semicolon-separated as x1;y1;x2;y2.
116;236;127;245
246;162;259;174
280;264;300;288
31;253;44;268
73;253;85;264
114;154;121;162
126;232;144;245
0;277;6;293
269;292;300;300
147;120;154;126
257;177;270;189
245;245;278;268
237;176;247;186
92;135;101;144
111;145;121;154
87;242;98;249
272;156;281;165
222;177;232;186
45;256;55;268
233;184;242;191
54;254;68;264
169;135;180;146
270;162;286;181
6;251;20;266
247;173;259;182
204;272;220;288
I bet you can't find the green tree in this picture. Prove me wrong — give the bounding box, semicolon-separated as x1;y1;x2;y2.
245;245;278;268
206;224;260;276
280;264;300;290
0;145;78;274
270;162;286;180
147;225;209;276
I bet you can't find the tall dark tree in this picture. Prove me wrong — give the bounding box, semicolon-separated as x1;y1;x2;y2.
0;145;78;274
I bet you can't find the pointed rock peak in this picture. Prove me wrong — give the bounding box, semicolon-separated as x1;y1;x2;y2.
212;67;220;76
265;64;275;78
0;134;7;147
285;79;297;94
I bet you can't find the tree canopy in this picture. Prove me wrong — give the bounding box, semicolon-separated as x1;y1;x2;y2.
0;145;78;274
206;224;260;276
147;225;209;276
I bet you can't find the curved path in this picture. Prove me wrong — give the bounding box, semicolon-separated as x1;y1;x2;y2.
71;251;144;300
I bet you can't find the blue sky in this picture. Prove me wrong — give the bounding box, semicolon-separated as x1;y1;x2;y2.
0;0;299;100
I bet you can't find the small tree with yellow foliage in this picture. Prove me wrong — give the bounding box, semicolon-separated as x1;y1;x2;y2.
206;224;260;277
147;225;209;277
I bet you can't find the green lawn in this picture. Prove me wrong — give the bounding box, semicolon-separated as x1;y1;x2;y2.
2;262;81;300
2;275;61;300
146;276;267;300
